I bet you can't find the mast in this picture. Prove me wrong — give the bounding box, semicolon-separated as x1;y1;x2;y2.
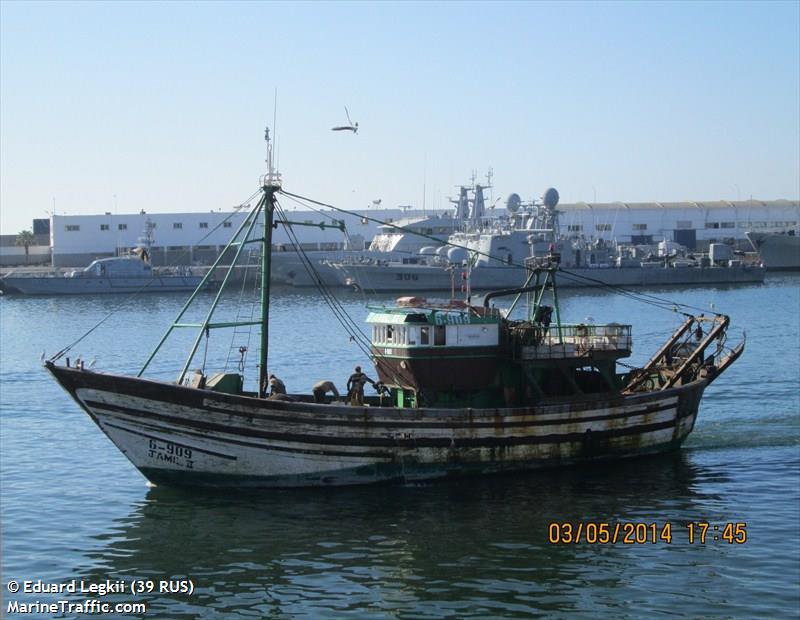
259;127;281;397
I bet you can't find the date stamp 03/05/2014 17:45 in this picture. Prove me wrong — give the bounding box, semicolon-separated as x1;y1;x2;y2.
547;521;748;545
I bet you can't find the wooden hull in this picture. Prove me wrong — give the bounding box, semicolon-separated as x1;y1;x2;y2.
46;363;707;488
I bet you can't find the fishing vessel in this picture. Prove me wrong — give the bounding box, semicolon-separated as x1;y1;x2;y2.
46;131;744;488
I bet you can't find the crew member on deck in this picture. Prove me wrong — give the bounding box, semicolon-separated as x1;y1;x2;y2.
313;380;340;403
346;366;376;406
268;374;286;396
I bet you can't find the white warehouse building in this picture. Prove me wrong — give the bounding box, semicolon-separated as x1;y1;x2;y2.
34;198;800;267
48;207;440;267
556;199;799;248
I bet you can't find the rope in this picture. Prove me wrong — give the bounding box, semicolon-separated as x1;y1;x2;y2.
223;245;260;373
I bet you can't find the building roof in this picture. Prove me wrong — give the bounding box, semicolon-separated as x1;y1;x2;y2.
561;199;799;211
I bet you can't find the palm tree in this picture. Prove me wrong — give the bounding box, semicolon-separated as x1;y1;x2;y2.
15;230;35;264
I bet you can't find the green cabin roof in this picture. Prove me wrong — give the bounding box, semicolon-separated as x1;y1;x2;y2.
366;304;502;326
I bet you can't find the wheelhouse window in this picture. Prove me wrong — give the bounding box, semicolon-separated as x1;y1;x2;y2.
434;325;446;346
420;327;430;345
372;323;420;346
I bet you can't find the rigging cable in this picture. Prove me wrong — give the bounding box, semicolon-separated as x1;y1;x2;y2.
279;189;713;317
223;244;260;375
273;201;384;382
273;199;380;354
49;188;264;363
279;192;371;302
273;199;406;387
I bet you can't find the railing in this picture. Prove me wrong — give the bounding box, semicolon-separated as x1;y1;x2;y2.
511;323;632;360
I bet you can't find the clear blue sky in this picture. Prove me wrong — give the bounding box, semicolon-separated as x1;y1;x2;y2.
1;0;798;234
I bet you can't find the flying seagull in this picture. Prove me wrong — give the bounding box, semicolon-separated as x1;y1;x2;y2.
332;107;358;134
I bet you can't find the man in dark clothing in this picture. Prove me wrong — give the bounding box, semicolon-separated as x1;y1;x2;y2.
346;366;376;406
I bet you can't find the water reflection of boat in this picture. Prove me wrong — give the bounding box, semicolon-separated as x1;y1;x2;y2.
73;452;713;617
46;130;744;488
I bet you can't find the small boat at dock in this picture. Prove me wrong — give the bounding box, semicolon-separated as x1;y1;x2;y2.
1;220;203;295
0;255;202;295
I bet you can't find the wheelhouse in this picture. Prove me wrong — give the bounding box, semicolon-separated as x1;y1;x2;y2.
367;299;503;402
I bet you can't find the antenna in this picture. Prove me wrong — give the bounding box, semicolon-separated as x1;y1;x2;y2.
262;126;282;188
422;153;427;216
272;89;278;149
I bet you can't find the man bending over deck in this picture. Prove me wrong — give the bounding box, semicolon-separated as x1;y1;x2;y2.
313;380;340;403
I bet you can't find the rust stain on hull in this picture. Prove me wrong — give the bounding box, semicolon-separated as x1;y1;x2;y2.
47;364;704;487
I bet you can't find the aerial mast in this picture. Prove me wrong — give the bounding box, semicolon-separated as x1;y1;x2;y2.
259;127;282;397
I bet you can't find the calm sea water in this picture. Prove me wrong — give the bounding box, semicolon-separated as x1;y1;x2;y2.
1;275;799;619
